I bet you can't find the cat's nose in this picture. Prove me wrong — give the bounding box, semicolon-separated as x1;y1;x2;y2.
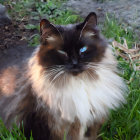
72;58;78;65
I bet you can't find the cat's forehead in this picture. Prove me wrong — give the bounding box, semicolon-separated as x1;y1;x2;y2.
58;24;79;36
57;24;77;31
57;24;81;45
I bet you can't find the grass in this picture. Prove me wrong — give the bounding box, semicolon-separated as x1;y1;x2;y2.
2;0;81;46
0;120;33;140
100;15;140;140
102;14;139;47
92;0;117;2
0;0;140;140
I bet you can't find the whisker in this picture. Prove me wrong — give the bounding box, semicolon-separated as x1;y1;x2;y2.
42;66;65;87
53;71;65;86
51;70;64;83
86;62;114;70
43;65;64;70
41;66;65;88
86;70;96;80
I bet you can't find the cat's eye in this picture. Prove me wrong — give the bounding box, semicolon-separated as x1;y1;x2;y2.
79;46;88;54
57;50;68;57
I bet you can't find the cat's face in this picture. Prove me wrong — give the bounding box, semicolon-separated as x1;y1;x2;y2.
38;12;107;76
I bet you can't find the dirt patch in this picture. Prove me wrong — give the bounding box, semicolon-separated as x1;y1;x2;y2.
0;20;37;70
0;24;23;49
0;20;38;50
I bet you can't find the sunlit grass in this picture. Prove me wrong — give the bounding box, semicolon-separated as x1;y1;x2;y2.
100;15;140;140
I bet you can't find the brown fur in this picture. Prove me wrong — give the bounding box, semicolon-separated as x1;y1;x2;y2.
85;121;104;140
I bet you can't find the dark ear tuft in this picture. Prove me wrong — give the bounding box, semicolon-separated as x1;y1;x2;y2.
40;19;50;35
76;12;97;31
77;12;98;39
40;19;63;46
84;12;97;26
40;18;59;37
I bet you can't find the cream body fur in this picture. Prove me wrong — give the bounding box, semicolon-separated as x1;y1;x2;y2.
28;46;126;137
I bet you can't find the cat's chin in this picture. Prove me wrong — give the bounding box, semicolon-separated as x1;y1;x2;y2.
67;68;84;76
65;65;85;76
71;71;82;76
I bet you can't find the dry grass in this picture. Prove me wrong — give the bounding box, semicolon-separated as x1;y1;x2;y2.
112;40;140;83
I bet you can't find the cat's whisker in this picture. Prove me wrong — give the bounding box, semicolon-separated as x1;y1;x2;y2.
47;69;61;74
88;65;114;71
53;71;65;87
43;69;61;87
43;65;64;70
43;71;57;88
44;71;57;77
86;63;114;70
43;66;65;87
86;70;96;80
88;62;116;67
51;70;64;83
48;72;64;88
47;67;64;73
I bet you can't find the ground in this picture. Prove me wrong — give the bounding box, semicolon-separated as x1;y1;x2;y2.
0;0;140;140
66;0;140;37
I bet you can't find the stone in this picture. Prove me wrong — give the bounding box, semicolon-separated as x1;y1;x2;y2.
66;0;140;37
0;4;11;26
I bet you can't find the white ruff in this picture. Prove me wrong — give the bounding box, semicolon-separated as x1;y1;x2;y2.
28;47;127;126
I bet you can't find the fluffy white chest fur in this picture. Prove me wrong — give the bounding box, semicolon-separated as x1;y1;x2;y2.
29;47;126;127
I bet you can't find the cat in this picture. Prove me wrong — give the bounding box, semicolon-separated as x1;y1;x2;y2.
0;12;127;140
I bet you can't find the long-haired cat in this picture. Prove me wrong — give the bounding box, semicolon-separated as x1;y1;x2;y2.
0;12;127;140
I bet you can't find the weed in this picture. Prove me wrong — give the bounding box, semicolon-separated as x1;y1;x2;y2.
0;119;33;140
4;0;80;46
102;14;138;48
100;15;140;140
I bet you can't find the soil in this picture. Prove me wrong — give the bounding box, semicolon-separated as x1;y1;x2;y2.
0;21;36;70
0;20;38;49
0;24;24;50
1;0;140;51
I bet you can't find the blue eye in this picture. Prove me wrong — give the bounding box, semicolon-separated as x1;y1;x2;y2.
80;46;88;54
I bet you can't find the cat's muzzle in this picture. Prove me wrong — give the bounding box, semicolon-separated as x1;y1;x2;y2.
65;63;84;75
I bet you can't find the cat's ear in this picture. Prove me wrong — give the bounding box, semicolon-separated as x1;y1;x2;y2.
78;12;98;38
40;19;62;45
83;12;97;27
40;19;50;35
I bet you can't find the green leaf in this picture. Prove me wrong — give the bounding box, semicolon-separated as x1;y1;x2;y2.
25;24;37;30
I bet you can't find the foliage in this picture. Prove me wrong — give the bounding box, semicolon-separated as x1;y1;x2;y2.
0;120;33;140
92;0;117;2
100;15;140;140
35;1;81;25
102;14;138;48
3;0;80;46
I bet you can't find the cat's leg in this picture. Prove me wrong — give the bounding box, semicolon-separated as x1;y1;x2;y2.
66;119;104;140
67;118;81;140
84;120;105;140
23;112;64;140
